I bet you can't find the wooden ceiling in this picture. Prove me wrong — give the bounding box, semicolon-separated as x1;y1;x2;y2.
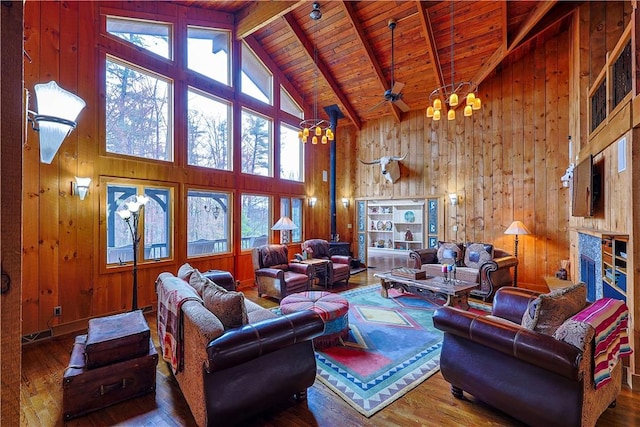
179;1;579;128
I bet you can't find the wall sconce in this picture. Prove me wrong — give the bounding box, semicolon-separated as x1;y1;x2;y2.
449;193;459;206
308;197;317;207
27;81;86;164
342;198;350;208
72;176;91;200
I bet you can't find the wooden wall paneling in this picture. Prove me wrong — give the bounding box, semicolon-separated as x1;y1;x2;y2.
480;80;493;244
605;1;626;56
511;54;526;280
37;0;62;332
501;60;514;250
589;2;607;87
464;105;477;241
521;45;536;285
57;0;81;325
76;1;98;321
556;28;571;278
490;71;504;247
22;0;42;335
1;1;25;423
532;38;549;283
545;34;560;279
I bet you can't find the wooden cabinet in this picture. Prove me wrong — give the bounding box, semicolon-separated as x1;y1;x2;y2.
367;200;424;253
601;235;628;302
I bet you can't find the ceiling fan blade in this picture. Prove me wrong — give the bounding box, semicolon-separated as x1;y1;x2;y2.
391;81;405;95
366;98;388;112
394;98;410;112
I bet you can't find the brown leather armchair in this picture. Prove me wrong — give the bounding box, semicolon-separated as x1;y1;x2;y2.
301;239;352;287
252;244;313;300
433;287;623;427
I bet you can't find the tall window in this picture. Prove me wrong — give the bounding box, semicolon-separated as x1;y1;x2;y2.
241;109;272;176
106;183;173;265
241;194;269;249
280;123;303;181
105;56;173;161
187;190;230;256
187;88;231;170
106;16;172;59
280;86;303;119
281;197;303;243
187;26;230;85
241;42;272;104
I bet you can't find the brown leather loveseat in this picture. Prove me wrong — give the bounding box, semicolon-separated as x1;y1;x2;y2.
433;286;626;427
156;265;324;426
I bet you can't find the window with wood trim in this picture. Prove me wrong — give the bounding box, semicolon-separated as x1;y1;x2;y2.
187;189;231;256
241;194;270;250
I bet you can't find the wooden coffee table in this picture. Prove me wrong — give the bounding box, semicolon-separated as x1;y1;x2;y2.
374;271;478;310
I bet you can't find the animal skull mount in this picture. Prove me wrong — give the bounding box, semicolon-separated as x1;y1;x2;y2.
358;153;407;184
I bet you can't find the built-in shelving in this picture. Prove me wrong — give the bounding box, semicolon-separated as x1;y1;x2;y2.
367;200;424;252
601;234;628;302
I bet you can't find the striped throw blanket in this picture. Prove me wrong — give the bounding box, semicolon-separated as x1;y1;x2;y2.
156;273;202;374
571;298;632;389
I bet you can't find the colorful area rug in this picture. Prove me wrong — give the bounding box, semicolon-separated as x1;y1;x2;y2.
315;284;443;417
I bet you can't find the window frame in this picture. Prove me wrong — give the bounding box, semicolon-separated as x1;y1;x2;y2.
186;188;233;257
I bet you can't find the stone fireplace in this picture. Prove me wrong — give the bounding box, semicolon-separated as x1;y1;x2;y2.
578;232;602;301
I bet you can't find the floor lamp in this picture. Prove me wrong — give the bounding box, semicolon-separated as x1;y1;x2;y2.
272;216;298;244
504;220;531;287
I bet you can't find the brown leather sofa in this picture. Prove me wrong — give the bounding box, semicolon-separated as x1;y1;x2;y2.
408;241;517;301
251;244;313;300
156;267;324;426
300;239;352;287
433;287;622;427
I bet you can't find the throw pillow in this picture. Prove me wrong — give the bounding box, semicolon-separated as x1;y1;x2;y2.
201;284;248;330
521;282;587;336
437;242;463;265
463;243;493;269
177;263;195;281
553;318;595;351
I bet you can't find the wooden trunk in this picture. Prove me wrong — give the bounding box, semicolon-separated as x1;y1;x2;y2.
84;310;150;369
63;335;158;421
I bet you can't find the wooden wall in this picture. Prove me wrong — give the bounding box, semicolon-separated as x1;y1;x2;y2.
353;27;572;289
2;1;24;423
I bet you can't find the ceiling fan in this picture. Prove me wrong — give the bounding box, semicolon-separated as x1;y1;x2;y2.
368;19;410;113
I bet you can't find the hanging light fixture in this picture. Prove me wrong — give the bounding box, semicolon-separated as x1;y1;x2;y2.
426;2;481;121
298;2;334;145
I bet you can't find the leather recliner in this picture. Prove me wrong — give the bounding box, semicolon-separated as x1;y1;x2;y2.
251;244;313;300
301;239;352;287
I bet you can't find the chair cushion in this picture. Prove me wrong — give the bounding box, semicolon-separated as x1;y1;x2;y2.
260;245;289;268
437;242;463;265
521;282;587;336
464;243;494;269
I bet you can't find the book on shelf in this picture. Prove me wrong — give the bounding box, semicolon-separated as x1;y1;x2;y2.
390;267;427;280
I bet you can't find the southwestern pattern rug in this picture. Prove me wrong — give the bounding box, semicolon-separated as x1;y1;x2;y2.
315;284;443;417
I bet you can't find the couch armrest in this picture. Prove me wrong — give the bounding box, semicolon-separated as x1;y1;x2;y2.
206;310;324;372
330;255;351;265
491;287;540;323
288;262;312;275
408;248;437;269
433;306;583;380
254;268;286;280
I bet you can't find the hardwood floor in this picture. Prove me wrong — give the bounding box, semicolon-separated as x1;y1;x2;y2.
21;252;639;426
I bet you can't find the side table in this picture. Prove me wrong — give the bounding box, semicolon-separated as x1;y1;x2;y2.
298;258;329;289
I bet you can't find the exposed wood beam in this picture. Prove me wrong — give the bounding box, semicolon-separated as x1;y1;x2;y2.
283;13;362;129
340;1;400;123
416;2;445;102
235;1;302;39
508;1;557;51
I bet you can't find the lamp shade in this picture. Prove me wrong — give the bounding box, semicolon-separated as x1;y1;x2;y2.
272;216;298;231
34;81;86;164
504;220;531;235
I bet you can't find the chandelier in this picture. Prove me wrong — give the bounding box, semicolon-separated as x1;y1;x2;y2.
299;2;334;144
426;2;481;121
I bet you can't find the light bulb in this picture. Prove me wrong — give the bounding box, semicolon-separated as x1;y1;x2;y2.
464;105;473;116
312;136;318;144
426;106;434;118
303;128;309;137
315;126;322;136
433;109;441;120
322;135;328;144
302;136;308;143
473;98;481;110
447;109;455;120
449;93;458;107
298;130;303;139
433;98;442;110
466;93;476;106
